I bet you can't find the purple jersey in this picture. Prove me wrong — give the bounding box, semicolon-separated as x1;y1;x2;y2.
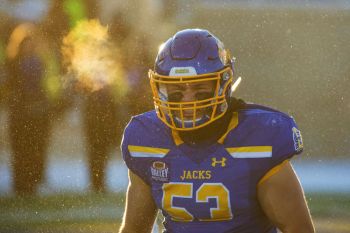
122;104;303;233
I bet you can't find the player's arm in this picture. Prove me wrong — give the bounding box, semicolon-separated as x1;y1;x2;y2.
118;170;158;233
257;160;315;233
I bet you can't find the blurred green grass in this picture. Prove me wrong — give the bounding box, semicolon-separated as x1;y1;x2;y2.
306;193;350;219
0;193;349;233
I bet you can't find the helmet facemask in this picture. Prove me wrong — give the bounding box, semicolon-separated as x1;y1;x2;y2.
149;66;233;131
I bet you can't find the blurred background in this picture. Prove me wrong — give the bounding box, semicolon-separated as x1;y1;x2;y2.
0;0;349;232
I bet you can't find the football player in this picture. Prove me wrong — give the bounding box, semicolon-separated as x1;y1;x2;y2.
118;29;314;233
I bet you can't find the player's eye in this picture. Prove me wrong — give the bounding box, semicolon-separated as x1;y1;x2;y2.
168;92;184;102
195;92;214;101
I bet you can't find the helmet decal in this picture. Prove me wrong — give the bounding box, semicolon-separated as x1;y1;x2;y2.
169;67;197;76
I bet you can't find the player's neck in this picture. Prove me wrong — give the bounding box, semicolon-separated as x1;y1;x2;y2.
179;110;232;147
178;97;245;147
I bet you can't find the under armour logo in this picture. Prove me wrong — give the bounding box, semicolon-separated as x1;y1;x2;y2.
211;157;226;167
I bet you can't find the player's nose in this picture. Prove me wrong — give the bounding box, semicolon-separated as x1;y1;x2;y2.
181;88;196;102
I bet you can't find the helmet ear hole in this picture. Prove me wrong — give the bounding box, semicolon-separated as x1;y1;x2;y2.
230;56;236;75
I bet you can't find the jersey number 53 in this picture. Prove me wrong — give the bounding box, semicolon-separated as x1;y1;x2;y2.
162;182;233;221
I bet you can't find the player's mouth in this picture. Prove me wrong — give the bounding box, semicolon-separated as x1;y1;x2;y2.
182;111;197;119
180;112;204;121
183;113;194;119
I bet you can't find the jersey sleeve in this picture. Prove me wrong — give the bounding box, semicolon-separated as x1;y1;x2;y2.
254;114;304;185
271;115;303;166
121;117;151;185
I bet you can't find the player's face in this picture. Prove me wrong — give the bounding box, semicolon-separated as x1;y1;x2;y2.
163;81;215;120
